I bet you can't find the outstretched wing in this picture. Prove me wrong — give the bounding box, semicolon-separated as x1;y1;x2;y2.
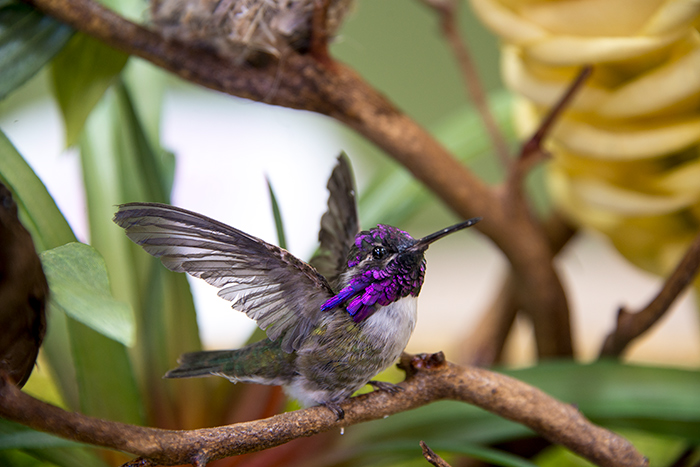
113;203;334;353
308;153;359;288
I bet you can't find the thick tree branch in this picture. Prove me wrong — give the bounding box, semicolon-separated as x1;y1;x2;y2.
600;231;700;357
0;353;646;467
23;0;574;358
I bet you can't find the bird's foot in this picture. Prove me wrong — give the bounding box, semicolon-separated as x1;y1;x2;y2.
368;380;403;394
322;402;345;420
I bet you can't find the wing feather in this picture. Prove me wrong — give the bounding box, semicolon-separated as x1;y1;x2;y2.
308;154;359;288
113;202;333;352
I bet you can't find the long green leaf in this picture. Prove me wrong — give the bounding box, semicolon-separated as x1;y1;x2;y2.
341;361;700;465
40;242;135;346
51;32;129;146
0;420;84;450
68;319;144;424
0;1;73;100
0;130;74;251
360;440;538;467
266;176;288;249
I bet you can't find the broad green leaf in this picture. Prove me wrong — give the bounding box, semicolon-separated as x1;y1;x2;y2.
51;32;129;146
0;1;73;100
40;242;135;346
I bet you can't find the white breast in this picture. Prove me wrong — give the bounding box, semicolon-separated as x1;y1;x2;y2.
363;296;418;360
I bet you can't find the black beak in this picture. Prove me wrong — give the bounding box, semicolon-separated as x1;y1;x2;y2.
409;217;481;252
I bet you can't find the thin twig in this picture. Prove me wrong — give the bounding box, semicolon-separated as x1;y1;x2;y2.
600;231;700;357
420;441;453;467
0;353;647;467
421;0;511;167
510;66;592;185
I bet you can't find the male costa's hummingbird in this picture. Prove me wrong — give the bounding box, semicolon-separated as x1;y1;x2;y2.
113;155;480;418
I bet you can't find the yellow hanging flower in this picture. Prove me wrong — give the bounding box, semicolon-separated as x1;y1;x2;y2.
471;0;700;276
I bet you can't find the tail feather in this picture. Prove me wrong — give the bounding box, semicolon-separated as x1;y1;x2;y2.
164;350;237;379
164;339;297;384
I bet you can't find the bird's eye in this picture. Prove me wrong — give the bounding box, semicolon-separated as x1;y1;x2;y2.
372;246;386;260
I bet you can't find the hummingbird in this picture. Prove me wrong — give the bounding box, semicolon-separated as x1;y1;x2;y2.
113;155;480;418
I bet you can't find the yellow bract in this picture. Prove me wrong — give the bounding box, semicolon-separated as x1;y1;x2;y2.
472;0;700;276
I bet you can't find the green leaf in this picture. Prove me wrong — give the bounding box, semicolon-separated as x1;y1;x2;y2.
342;361;700;465
51;32;129;146
361;441;538;467
506;361;700;442
266;176;288;249
0;129;75;251
68;319;144;425
0;420;83;450
0;1;73;100
40;242;135;347
0;420;107;467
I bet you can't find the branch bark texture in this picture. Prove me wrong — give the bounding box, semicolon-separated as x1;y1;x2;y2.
0;353;646;467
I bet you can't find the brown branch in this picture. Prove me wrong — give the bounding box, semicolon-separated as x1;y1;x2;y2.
420;441;453;467
600;231;700;357
496;68;591;358
0;353;646;467
509;66;592;188
23;0;574;358
420;0;511;168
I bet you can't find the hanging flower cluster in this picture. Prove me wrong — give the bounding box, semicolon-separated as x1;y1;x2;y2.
471;0;700;276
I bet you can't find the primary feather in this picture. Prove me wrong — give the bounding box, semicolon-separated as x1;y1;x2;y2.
113;203;334;353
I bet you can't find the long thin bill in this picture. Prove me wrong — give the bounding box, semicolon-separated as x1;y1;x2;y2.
411;217;482;251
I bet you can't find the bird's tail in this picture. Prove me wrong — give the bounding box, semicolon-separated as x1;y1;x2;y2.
164;339;296;383
164;350;239;379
